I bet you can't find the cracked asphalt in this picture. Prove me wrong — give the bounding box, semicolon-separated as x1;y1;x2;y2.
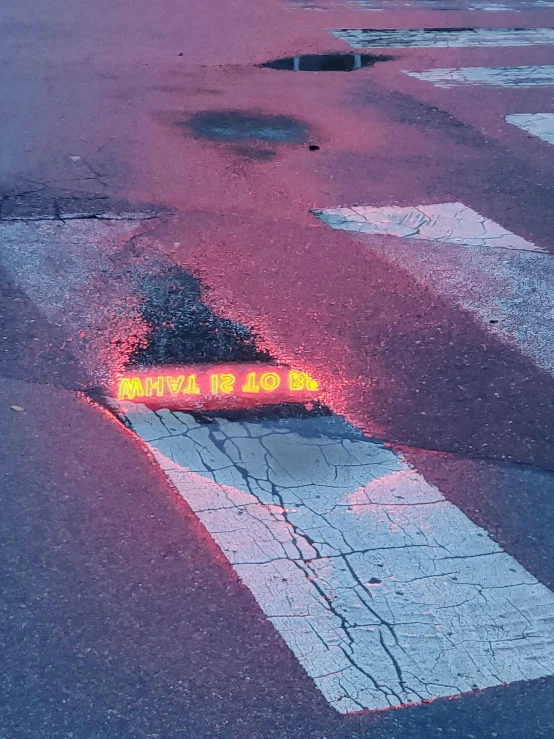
1;0;554;736
117;405;554;713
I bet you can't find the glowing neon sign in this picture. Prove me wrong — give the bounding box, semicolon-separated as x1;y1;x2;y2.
114;363;320;410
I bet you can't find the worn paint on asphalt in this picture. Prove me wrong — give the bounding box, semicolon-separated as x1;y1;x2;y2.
312;203;541;252
331;28;554;49
346;0;554;9
505;113;554;145
116;404;554;714
315;204;554;376
404;66;554;88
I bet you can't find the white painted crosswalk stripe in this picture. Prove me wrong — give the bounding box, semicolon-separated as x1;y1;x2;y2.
116;404;554;714
404;65;554;88
347;0;554;9
313;203;554;376
312;203;542;253
331;28;554;49
506;113;554;144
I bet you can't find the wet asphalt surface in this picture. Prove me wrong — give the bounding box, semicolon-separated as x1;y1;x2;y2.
1;0;554;736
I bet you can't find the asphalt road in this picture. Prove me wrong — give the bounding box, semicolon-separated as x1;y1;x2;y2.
1;0;554;737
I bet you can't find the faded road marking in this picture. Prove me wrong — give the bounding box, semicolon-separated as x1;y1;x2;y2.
506;113;554;144
315;203;554;375
347;0;554;9
331;28;554;49
404;65;554;88
312;203;542;252
117;406;554;713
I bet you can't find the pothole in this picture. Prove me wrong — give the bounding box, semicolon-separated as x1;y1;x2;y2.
261;53;393;72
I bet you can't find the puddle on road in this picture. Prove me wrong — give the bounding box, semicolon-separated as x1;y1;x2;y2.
261;53;393;72
185;110;309;144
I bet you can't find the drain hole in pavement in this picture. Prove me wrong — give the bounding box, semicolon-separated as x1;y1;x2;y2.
308;144;320;151
261;53;393;72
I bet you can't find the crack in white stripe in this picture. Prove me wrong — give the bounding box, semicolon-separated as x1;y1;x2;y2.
404;65;554;88
506;113;554;145
346;0;554;9
312;203;542;252
313;203;554;376
331;28;554;49
118;405;554;714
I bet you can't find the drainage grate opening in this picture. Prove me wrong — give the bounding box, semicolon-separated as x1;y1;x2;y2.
261;53;393;72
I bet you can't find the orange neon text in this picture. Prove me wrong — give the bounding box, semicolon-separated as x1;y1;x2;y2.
117;369;318;401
